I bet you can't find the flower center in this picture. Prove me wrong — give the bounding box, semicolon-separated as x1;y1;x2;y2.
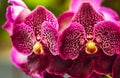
85;41;98;54
33;42;44;55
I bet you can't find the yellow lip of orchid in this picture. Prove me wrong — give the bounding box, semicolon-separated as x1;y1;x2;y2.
33;42;44;55
85;41;98;54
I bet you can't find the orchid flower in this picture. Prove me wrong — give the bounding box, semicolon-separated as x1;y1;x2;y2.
59;0;120;78
3;0;73;77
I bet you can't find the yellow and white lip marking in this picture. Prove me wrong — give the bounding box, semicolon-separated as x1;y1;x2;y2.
33;42;44;55
85;41;98;54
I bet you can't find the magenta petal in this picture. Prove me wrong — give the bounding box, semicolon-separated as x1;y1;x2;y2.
8;0;27;8
3;0;28;35
60;22;85;60
16;53;49;75
7;0;27;22
25;53;49;75
88;72;101;78
3;6;25;35
14;9;31;25
58;11;74;33
41;22;59;55
10;48;42;77
112;55;120;78
47;55;73;75
94;21;120;56
11;24;35;55
6;6;25;23
10;47;28;68
70;0;101;12
88;72;104;78
67;52;94;78
72;2;103;35
99;7;119;21
43;71;63;78
94;49;117;74
25;6;58;37
3;21;13;35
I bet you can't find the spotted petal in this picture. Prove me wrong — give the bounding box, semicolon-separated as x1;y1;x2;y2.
24;6;58;38
112;55;120;78
72;2;103;36
41;22;59;55
11;24;35;55
94;21;120;56
60;22;85;60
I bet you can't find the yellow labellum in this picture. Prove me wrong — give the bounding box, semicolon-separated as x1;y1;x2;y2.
33;42;44;55
85;41;98;54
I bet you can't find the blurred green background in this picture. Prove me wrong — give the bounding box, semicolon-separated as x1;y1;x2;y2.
0;0;120;78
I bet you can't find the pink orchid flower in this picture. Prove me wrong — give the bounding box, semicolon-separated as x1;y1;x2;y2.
3;0;73;77
58;0;120;78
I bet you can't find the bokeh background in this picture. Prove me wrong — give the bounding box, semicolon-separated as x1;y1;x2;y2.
0;0;120;78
